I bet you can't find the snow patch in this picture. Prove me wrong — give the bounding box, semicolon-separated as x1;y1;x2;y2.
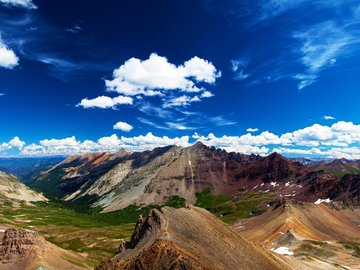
314;198;331;205
271;246;294;256
270;182;278;187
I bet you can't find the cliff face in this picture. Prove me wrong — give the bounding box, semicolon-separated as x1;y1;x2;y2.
96;206;292;270
326;174;360;204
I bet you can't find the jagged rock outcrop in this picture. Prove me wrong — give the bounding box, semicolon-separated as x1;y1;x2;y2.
0;228;40;264
96;206;291;270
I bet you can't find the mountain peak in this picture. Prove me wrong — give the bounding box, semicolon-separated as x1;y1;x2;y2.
189;141;209;151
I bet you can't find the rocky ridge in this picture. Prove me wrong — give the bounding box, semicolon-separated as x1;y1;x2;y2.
96;206;291;270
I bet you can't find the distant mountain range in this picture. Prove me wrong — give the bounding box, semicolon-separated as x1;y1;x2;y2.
0;157;64;182
24;142;359;211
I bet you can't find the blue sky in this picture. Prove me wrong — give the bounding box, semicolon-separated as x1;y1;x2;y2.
0;0;360;158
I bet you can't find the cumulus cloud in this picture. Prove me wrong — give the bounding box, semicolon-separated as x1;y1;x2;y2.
0;136;25;152
200;91;214;98
0;121;358;159
78;53;221;130
0;39;19;69
0;143;12;152
280;121;360;147
78;95;133;109
113;121;133;132
0;0;36;9
20;133;191;156
8;136;25;149
105;53;221;96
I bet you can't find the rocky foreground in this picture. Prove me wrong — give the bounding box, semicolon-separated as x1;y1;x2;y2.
0;228;89;270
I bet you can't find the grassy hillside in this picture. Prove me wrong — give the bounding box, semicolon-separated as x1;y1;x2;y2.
0;195;185;267
195;188;274;223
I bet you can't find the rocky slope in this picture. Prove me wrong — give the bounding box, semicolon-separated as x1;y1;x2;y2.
0;227;89;270
0;170;47;202
96;206;291;270
308;158;360;176
235;200;360;270
29;143;360;211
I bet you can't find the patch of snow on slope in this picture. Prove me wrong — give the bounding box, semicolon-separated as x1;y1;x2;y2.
271;246;294;256
314;198;331;205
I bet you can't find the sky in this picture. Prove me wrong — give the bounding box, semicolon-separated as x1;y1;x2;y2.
0;0;360;159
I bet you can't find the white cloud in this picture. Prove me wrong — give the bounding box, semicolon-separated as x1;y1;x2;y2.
209;116;237;126
163;95;201;108
281;121;360;147
0;136;25;152
65;25;83;34
246;128;259;133
0;142;11;152
20;133;191;155
166;122;196;130
0;39;19;69
78;95;133;109
138;103;173;119
273;147;325;156
137;117;170;130
8;136;25;149
323;115;335;120
0;0;36;9
259;0;347;22
113;122;133;132
0;120;358;159
230;59;249;80
293;21;355;89
200;91;214;98
105;53;220;96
